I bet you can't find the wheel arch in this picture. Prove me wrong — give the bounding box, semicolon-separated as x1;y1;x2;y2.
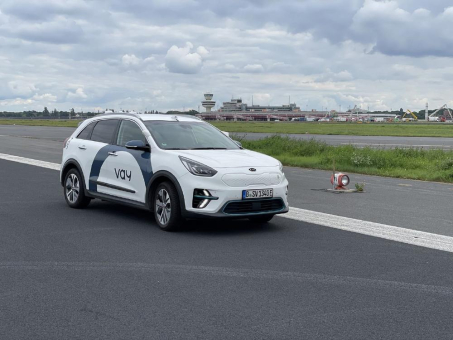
61;159;86;189
146;171;186;214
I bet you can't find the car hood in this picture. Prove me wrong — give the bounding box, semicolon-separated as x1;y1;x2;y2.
175;149;279;168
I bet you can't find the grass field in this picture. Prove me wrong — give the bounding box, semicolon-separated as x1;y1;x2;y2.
241;136;453;183
212;121;453;138
1;119;453;138
0;119;79;127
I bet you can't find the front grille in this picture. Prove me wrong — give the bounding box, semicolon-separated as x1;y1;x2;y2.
223;199;284;215
222;173;282;187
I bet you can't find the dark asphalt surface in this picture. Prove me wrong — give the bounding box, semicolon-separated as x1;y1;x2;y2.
2;124;453;149
2;159;453;339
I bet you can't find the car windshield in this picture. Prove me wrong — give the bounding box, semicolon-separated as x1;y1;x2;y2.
144;120;240;150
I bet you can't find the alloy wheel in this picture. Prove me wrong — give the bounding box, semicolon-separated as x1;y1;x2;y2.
65;173;80;203
156;188;171;225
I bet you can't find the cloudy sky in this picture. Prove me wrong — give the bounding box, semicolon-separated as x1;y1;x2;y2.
0;0;452;113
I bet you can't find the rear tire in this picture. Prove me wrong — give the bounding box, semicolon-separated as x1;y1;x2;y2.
248;214;274;223
153;182;183;231
64;168;91;209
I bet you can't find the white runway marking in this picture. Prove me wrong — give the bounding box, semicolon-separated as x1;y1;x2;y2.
0;153;60;171
2;153;453;253
283;208;453;253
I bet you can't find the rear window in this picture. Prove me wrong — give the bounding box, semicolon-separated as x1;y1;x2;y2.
91;120;119;144
77;122;95;140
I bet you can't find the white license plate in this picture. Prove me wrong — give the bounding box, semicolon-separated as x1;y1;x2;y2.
242;189;273;199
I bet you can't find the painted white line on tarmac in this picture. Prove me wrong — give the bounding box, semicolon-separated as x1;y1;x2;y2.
282;208;453;253
0;153;60;171
2;152;453;253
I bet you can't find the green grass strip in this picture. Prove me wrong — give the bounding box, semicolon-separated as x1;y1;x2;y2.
0;119;79;127
240;135;453;183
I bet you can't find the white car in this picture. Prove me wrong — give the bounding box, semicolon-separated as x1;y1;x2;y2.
60;113;289;231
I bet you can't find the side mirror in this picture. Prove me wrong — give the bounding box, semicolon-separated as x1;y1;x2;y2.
234;140;242;148
125;140;150;152
221;131;230;137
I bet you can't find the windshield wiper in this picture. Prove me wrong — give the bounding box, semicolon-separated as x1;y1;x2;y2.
189;147;228;150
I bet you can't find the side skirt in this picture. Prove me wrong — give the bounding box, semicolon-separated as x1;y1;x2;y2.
87;191;149;211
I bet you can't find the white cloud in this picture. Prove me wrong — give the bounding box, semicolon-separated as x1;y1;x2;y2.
165;42;205;74
122;54;141;67
32;93;57;101
67;88;87;100
0;98;34;106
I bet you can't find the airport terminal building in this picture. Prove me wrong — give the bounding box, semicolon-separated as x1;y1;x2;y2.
197;95;308;121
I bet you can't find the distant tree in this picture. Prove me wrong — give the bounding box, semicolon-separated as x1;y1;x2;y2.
43;107;50;116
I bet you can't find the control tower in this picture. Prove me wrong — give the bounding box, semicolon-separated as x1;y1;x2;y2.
202;93;215;112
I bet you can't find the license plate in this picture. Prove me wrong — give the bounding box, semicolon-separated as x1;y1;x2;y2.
242;189;273;199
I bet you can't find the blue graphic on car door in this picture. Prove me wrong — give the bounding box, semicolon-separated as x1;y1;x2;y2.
89;144;152;202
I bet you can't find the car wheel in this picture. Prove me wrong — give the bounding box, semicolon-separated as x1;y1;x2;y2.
64;168;91;209
248;214;274;223
154;182;182;231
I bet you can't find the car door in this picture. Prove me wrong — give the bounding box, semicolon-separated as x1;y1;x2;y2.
96;119;151;203
85;119;121;196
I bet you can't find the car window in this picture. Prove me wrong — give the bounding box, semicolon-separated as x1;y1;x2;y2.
77;122;95;140
144;121;239;150
91;119;119;144
117;120;147;146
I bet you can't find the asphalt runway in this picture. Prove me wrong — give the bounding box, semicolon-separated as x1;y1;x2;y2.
2;124;453;149
2;159;453;339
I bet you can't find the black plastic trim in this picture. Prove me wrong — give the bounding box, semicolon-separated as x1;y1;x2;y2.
61;159;83;185
87;191;148;210
92;180;136;193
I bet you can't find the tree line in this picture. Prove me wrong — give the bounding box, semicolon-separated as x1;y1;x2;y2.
0;108;200;118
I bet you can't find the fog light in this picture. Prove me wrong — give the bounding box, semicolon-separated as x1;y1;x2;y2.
198;199;210;209
192;189;219;209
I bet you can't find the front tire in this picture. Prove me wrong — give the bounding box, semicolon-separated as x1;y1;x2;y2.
64;168;91;209
248;214;274;223
153;182;182;231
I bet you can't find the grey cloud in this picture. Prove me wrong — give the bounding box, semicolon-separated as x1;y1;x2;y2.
2;19;84;44
351;0;453;57
2;0;90;21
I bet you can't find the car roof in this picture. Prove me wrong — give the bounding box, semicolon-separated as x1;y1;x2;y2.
92;113;202;123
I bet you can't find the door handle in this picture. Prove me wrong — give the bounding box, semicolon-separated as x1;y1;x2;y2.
78;146;86;150
108;152;118;156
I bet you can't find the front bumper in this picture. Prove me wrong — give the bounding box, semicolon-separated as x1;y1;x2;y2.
178;170;289;218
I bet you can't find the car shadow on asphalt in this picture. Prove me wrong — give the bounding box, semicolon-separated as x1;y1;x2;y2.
87;200;281;236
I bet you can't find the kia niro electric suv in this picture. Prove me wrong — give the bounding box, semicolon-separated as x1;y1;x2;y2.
60;113;289;231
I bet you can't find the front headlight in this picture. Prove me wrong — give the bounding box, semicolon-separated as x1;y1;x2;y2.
179;156;218;177
278;161;283;172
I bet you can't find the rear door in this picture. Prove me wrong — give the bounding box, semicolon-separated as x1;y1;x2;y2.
85;119;120;195
101;119;152;202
